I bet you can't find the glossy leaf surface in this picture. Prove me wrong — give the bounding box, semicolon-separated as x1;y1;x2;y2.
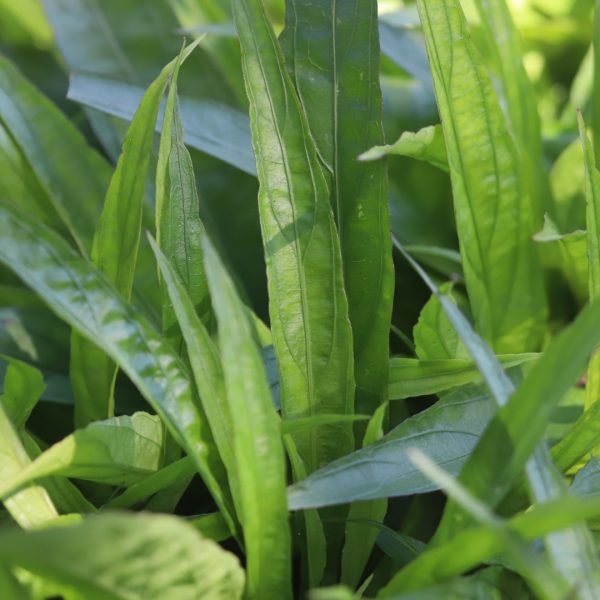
233;0;355;472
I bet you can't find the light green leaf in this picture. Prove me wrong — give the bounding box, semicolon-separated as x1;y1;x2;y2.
0;356;44;428
0;204;237;537
0;512;245;600
416;0;547;353
360;125;448;172
533;214;588;304
170;0;247;106
284;434;326;588
472;0;551;221
579;114;600;413
413;284;468;360
204;238;292;599
150;237;238;522
233;0;355;472
281;0;394;416
388;354;538;401
0;56;111;256
107;456;196;509
155;53;213;348
0;403;58;529
0;413;167;500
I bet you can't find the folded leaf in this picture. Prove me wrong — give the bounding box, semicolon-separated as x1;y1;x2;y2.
280;0;394;415
233;0;355;472
416;0;547;353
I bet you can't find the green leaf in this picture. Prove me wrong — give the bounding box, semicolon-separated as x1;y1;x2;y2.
384;450;568;600
284;434;326;588
413;284;468;360
533;215;588;304
150;237;238;517
0;120;65;236
359;125;448;172
107;456;196;509
398;242;600;591
0;355;44;428
280;0;394;415
67;73;256;175
579;114;600;414
387;354;538;401
341;403;388;590
155;53;213;348
0;55;111;256
0;565;31;600
71;44;198;427
381;492;600;596
0;512;245;600
287;382;496;510
439;297;600;526
203;238;292;600
471;0;551;221
0;403;58;529
233;0;355;472
0;204;237;536
0;413;167;499
416;0;547;353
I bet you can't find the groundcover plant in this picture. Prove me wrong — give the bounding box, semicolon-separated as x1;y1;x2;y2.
5;0;600;597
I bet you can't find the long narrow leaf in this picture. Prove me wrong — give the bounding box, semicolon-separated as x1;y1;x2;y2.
204;238;292;600
280;0;394;414
416;0;547;353
233;0;355;472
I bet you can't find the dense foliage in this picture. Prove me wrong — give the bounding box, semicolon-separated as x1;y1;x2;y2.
2;0;600;598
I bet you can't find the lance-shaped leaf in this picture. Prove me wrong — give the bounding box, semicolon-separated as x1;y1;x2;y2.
280;0;394;415
204;238;292;600
71;44;198;427
0;512;245;600
579;115;600;412
233;0;355;472
0;355;44;428
0;56;110;256
0;404;58;529
150;238;237;503
472;0;551;221
287;382;496;510
155;55;213;348
416;0;547;353
0;413;167;499
0;204;237;536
